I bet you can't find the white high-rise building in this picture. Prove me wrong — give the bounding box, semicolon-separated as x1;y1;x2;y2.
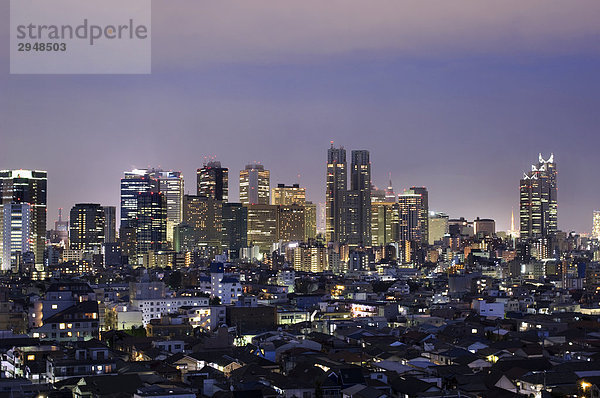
239;164;270;205
1;203;32;271
593;211;600;240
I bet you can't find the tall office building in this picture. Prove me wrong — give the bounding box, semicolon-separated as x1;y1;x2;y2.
1;203;31;272
371;201;397;247
148;169;184;242
593;211;600;240
347;150;371;246
246;204;277;253
120;169;159;228
69;204;106;252
0;170;47;271
272;184;306;206
197;161;228;202
183;195;223;250
277;204;305;243
428;211;449;244
304;202;317;241
410;187;429;245
326;145;347;243
519;154;557;239
240;164;270;205
103;206;116;243
136;192;167;259
222;203;247;258
398;189;424;243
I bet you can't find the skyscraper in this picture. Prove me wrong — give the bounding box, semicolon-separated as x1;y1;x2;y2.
593;211;600;240
135;192;167;260
271;184;306;206
410;186;429;245
347;150;371;246
398;189;424;243
428;211;449;244
1;203;31;272
326;145;347;243
148;169;184;242
222;203;247;258
0;170;47;271
519;154;557;239
246;204;277;253
240;164;270;205
69;203;106;252
371;201;397;247
277;204;305;243
102;206;116;243
197;161;228;202
183;195;223;250
120;169;159;228
304;202;317;241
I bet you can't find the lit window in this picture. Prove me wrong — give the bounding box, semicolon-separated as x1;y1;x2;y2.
27;355;35;361
59;323;66;330
51;304;58;309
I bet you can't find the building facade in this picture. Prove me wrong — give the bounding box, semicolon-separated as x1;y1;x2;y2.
197;161;228;202
519;154;557;239
0;170;47;271
240;164;270;205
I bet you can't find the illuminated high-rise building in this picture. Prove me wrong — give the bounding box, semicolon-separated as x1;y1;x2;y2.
428;211;449;244
69;203;106;252
197;161;228;202
222;203;247;258
304;202;317;241
0;170;47;271
120;169;158;228
347;150;371;246
246;204;277;253
103;206;116;243
271;184;306;206
409;186;429;245
240;164;270;205
277;204;305;243
148;169;184;243
293;243;328;273
371;201;397;246
519;154;557;239
183;195;223;250
398;189;424;243
593;211;600;240
136;192;167;259
326;145;347;243
1;203;31;272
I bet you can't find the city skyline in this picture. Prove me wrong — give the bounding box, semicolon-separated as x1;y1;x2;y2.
2;1;600;233
0;148;596;236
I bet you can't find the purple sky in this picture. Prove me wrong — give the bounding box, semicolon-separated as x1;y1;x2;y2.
1;1;600;232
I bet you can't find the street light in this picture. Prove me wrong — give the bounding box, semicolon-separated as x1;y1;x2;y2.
581;381;592;398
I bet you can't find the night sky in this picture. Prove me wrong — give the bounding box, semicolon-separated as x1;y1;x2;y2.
1;1;599;233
